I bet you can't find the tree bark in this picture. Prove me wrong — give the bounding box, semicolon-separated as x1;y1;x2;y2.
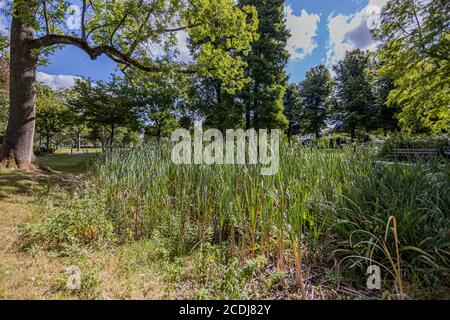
351;127;356;140
109;125;115;151
46;131;50;149
76;130;81;151
0;14;39;170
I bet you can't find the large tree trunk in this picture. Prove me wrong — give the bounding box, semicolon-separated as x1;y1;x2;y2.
0;15;39;170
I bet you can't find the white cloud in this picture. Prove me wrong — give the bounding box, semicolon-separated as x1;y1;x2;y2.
285;5;320;60
0;2;10;36
174;30;191;62
145;29;192;63
36;72;80;90
326;0;388;66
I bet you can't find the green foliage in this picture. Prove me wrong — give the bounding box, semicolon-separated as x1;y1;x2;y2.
35;85;69;148
76;142;450;297
68;78;139;149
126;71;182;141
332;160;450;295
299;65;333;138
192;245;269;299
18;195;114;254
186;76;244;131
10;0;259;92
379;134;450;158
0;91;7;139
0;56;9;139
317;133;352;149
283;83;302;139
33;146;55;156
0;34;8;54
374;0;450;133
368;61;400;134
333;49;375;139
238;0;289;130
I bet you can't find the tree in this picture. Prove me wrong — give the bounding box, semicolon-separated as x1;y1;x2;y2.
186;75;243;131
69;78;138;150
369;62;400;135
333;49;375;139
374;0;450;133
0;0;258;169
239;0;289;130
64;89;90;151
299;65;333;139
283;83;302;142
128;72;181;142
35;85;68;149
88;124;109;151
0;56;8;140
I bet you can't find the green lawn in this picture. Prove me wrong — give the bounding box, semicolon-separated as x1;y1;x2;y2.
54;147;103;155
39;154;97;174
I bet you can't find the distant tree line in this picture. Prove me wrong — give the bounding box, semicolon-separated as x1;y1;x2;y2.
0;0;447;154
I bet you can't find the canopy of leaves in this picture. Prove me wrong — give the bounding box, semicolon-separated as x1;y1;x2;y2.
374;0;450;133
299;65;333;138
6;0;259;92
238;0;289;130
36;85;70;147
283;83;302;138
333;49;375;138
68;78;139;136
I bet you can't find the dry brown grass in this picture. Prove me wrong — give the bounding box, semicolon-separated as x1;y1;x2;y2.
0;168;173;299
0;170;65;299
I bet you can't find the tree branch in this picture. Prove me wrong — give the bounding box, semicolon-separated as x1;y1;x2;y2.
26;34;195;74
42;0;50;35
81;0;87;40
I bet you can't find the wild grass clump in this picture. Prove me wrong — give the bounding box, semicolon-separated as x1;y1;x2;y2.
74;142;449;297
331;160;450;296
18;195;114;254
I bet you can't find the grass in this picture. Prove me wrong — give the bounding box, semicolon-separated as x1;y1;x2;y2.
39;154;97;174
2;143;449;299
1;153;305;299
54;147;103;155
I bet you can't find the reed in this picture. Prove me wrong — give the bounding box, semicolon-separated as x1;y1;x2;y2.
84;141;449;295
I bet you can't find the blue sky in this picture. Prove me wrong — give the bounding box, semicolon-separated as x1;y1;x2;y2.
0;0;387;88
285;0;379;83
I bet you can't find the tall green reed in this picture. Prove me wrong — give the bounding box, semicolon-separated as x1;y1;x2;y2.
87;141;449;295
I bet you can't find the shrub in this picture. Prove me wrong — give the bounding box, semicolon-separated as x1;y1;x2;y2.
34;146;55;156
18;195;114;254
317;134;353;149
379;134;450;158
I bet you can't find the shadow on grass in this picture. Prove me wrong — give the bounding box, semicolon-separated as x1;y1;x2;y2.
0;154;97;202
39;153;98;174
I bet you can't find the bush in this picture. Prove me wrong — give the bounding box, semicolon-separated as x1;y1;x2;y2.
317;134;352;149
18;195;114;254
34;146;55;156
379;134;450;158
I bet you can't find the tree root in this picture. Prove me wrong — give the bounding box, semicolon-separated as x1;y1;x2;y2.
0;150;51;172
